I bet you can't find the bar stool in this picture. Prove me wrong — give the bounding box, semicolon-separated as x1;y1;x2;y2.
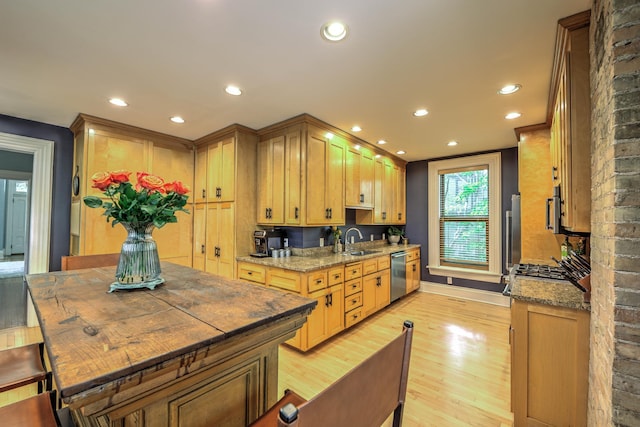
0;343;51;394
0;391;60;427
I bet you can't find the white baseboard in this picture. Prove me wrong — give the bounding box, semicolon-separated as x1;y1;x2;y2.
419;281;510;307
0;249;4;259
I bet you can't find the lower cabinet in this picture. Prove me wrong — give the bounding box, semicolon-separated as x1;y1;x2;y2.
511;300;590;426
405;248;421;293
236;255;393;352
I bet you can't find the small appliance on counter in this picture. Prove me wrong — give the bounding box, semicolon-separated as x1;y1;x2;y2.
251;229;286;257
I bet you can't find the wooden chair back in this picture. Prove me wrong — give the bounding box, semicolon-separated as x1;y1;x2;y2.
61;253;120;271
251;320;414;427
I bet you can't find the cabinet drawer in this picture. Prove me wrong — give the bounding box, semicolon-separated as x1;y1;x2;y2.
328;267;344;286
345;308;364;328
267;268;301;292
344;262;362;280
377;256;390;270
406;249;419;262
362;259;378;276
344;278;362;297
307;271;328;293
238;263;266;284
344;292;362;311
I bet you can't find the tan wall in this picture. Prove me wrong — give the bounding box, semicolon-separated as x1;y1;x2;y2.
518;128;563;264
589;0;640;425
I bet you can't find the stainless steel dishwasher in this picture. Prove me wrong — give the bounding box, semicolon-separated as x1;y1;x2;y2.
390;251;407;302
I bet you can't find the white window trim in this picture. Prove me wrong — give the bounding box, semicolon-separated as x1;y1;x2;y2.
427;152;502;283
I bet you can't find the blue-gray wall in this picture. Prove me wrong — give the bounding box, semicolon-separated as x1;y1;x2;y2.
0;114;74;271
405;147;518;292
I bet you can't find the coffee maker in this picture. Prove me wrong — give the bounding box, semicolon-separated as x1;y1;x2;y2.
251;229;286;257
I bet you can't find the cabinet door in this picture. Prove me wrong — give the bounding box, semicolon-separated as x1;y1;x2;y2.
345;145;361;207
406;259;418;293
257;137;285;224
285;129;302;225
376;269;390;310
511;300;589;427
194;146;208;203
205;204;220;275
373;158;385;223
394;164;406;224
207;138;236;202
326;139;345;224
305;131;329;224
360;149;374;209
326;284;344;337
362;273;378;317
306;290;328;349
192;204;206;271
217;203;235;278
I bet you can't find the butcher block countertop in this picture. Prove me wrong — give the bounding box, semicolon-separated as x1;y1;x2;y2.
26;262;315;418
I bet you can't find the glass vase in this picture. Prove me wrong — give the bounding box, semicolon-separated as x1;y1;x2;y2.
110;223;164;293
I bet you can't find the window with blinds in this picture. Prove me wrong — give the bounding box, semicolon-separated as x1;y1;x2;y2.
438;165;489;270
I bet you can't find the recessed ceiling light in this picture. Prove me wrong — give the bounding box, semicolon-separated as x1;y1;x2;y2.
505;112;522;120
351;125;362;132
377;139;387;145
225;85;242;96
396;150;406;155
498;84;522;95
170;116;185;124
321;21;348;42
413;109;428;117
109;98;128;107
448;141;458;146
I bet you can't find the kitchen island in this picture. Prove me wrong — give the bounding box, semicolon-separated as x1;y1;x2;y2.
26;262;315;427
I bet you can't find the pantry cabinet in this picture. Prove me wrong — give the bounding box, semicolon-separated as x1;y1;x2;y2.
257;135;285;224
355;156;406;225
549;11;591;233
69;114;194;266
511;300;589;426
192;125;258;279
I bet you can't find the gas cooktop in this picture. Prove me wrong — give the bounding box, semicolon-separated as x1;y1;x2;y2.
513;263;567;280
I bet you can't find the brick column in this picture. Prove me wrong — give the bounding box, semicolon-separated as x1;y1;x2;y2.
589;0;640;425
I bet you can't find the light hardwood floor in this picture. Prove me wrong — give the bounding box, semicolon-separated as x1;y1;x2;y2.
278;291;513;427
0;291;513;426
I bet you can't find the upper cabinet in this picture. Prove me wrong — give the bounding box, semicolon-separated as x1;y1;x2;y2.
257;114;406;227
194;137;235;203
549;11;591;233
69;114;194;266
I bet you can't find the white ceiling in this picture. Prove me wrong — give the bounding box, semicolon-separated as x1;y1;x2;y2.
0;0;590;162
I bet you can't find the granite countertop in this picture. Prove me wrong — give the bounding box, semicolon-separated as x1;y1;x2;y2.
237;243;421;273
511;275;591;311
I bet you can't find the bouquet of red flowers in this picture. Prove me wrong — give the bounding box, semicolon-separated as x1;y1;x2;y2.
83;170;190;228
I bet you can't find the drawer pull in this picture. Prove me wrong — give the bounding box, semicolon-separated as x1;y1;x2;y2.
247;271;253;275
316;279;322;284
334;274;340;279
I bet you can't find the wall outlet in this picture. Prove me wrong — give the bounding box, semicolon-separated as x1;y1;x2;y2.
447;276;452;284
319;237;324;247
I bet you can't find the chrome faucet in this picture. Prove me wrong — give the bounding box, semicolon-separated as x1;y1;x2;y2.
343;227;363;253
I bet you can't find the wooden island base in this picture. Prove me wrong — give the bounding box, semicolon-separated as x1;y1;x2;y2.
26;263;315;427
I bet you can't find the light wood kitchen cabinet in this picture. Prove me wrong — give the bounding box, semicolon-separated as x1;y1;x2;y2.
362;256;391;317
305;128;345;225
257;135;285;224
511;300;589;426
69;114;194;266
193;125;258;279
306;284;344;349
344;261;364;328
355;156;406;225
193;137;236;203
205;202;235;278
258;114;405;227
549;12;591;233
345;143;374;209
406;248;421;293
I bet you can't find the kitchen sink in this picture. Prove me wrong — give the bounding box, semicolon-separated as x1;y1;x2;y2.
348;250;380;256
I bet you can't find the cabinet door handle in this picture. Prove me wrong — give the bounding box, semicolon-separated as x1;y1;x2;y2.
201;244;205;254
329;208;332;219
216;187;221;198
295;207;299;219
552;166;558;181
360;193;364;203
202;189;206;199
382;212;387;220
398;213;402;220
325;295;330;307
328;293;333;306
412;264;416;272
376;276;381;286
